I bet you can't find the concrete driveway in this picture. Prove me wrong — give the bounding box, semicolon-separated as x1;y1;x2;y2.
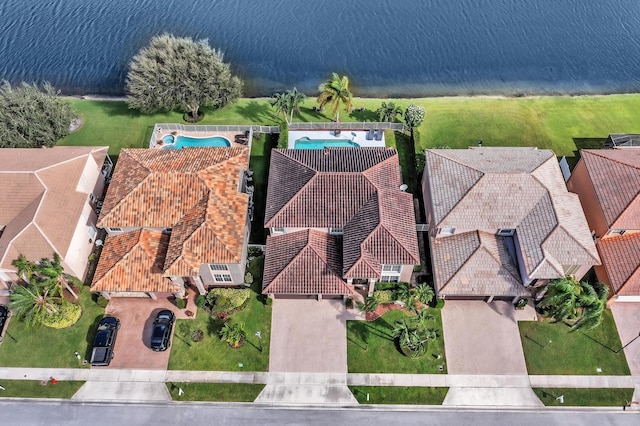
268;298;363;373
103;297;180;370
610;302;640;376
441;300;529;375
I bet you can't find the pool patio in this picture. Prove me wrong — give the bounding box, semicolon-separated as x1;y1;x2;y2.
150;124;256;149
288;129;387;149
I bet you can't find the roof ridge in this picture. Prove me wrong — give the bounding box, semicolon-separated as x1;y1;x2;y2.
263;231;312;292
376;221;420;264
556;223;601;263
477;233;522;282
265;173;319;227
586;149;640;170
438;173;485;226
93;230;143;284
438;240;483;293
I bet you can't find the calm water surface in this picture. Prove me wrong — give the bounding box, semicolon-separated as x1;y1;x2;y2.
2;0;640;97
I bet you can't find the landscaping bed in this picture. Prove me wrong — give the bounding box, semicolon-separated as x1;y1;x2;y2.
349;386;448;405
519;310;630;375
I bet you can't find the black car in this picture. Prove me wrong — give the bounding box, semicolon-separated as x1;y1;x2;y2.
90;316;120;366
150;309;175;351
0;305;10;343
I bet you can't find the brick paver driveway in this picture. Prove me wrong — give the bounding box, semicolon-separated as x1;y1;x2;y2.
610;302;640;376
441;300;530;374
269;298;363;373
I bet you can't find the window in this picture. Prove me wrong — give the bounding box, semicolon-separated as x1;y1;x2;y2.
88;193;96;203
609;229;626;236
380;275;400;283
329;227;343;235
213;274;233;283
565;265;580;276
382;265;402;273
497;229;515;237
439;228;455;235
272;227;285;234
209;264;228;271
88;225;97;240
108;227;122;232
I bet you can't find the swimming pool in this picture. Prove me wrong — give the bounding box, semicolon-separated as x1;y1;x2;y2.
162;134;231;149
294;137;360;149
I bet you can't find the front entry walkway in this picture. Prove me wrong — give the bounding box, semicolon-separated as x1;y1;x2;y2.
441;300;532;375
256;298;363;404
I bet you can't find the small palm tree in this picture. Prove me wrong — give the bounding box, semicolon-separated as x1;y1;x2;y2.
11;254;36;283
269;92;290;124
356;295;379;315
376;101;403;122
317;73;353;122
413;283;435;306
9;283;59;328
395;283;412;304
36;253;78;300
219;321;246;348
413;308;435;328
286;87;305;124
393;317;430;358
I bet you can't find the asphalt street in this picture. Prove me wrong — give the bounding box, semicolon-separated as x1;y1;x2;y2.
0;400;636;426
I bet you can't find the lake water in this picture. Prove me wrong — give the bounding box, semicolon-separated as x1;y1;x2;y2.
2;0;640;97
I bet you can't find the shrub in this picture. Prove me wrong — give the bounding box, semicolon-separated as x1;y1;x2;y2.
278;123;289;148
204;288;251;316
345;298;353;308
175;298;186;309
247;247;263;258
373;290;395;305
41;302;82;329
190;329;204;343
96;295;109;308
375;282;401;291
266;297;273;306
244;272;253;284
195;294;206;308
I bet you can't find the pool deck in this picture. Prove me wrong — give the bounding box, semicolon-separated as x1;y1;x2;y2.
152;130;248;149
288;130;386;149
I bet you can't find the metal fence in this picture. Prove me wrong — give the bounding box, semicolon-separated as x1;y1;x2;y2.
150;123;280;147
289;122;407;131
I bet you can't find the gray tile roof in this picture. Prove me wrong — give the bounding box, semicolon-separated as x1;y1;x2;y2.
424;147;599;296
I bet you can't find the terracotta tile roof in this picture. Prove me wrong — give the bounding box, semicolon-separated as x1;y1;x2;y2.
431;231;528;296
598;233;640;296
265;148;419;290
91;229;179;293
97;147;250;278
424;147;599;295
263;230;352;295
579;149;640;229
0;147;108;274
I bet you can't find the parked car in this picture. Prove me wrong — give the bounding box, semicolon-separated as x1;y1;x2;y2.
90;316;120;366
0;305;10;343
150;309;175;351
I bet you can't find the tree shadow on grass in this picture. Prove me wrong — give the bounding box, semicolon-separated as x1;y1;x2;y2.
206;316;224;338
348;109;379;122
234;101;278;124
94;100;143;117
83;314;105;360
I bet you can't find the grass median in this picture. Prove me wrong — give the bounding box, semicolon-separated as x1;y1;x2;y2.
349;386;448;405
167;382;265;402
0;380;85;399
533;388;634;407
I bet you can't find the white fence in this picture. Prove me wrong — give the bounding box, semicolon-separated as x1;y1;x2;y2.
289;122;407;131
150;123;280;147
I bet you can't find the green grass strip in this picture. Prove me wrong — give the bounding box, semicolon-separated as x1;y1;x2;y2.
0;380;85;399
349;386;448;405
533;387;634;407
167;382;265;402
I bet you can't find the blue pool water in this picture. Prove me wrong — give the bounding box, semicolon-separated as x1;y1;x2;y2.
294;138;360;149
162;134;231;149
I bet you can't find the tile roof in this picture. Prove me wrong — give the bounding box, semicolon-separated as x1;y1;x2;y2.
91;229;179;293
263;230;352;295
265;148;419;290
0;147;108;273
96;147;250;281
424;147;599;295
431;231;528;296
579;149;640;229
598;233;640;296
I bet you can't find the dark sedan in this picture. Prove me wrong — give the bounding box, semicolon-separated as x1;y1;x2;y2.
90;316;120;366
150;309;175;351
0;305;10;343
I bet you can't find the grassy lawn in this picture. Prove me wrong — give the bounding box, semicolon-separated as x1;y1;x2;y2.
59;94;640;166
349;386;448;405
167;257;271;371
519;310;630;375
166;382;265;402
533;388;634;407
0;380;85;399
347;309;447;374
0;290;105;368
249;133;278;243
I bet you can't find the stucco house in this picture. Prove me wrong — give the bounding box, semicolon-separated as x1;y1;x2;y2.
262;148;420;299
422;147;600;301
566;147;640;302
0;146;110;289
91;147;252;299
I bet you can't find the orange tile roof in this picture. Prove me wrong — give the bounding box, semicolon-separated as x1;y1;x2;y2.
91;229;179;293
95;147;249;285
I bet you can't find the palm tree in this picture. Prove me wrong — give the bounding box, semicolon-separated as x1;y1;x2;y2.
219;321;246;348
35;253;78;300
9;283;60;328
376;101;403;122
269;92;290;124
413;308;435;328
11;254;36;283
393;317;430;358
395;283;412;304
413;283;435;306
537;277;608;330
356;295;379;315
317;73;353;122
286;87;305;124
